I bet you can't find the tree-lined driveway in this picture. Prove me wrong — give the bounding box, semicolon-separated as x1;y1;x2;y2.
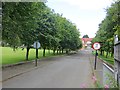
3;49;94;88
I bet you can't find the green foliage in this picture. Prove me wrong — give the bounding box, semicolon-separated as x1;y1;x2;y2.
92;1;120;57
92;50;114;65
83;34;89;38
2;2;40;46
2;2;82;60
105;73;119;88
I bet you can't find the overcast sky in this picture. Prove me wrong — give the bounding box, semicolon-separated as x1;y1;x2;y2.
46;0;114;38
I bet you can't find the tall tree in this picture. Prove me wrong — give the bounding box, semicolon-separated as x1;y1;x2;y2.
2;2;82;60
83;34;89;38
2;2;45;60
93;0;120;57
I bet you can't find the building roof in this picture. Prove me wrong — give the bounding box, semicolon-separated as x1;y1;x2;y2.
81;38;93;42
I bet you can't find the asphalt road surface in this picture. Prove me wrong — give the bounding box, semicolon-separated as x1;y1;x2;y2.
3;49;94;88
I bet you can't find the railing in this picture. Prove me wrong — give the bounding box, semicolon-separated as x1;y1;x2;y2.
103;63;114;86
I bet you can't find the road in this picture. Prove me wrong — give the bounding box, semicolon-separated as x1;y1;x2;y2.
3;49;94;88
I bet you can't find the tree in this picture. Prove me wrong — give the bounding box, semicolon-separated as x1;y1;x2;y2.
36;5;57;57
83;34;89;38
2;2;82;61
93;0;120;57
2;2;46;60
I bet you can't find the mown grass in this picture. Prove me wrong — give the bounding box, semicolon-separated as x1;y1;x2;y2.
99;55;114;65
92;50;114;65
1;47;60;65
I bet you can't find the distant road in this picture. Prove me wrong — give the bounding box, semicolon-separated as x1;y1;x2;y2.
3;49;94;88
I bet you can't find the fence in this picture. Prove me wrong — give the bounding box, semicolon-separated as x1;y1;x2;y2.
114;36;120;85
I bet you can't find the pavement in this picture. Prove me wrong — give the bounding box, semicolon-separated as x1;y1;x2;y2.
2;48;99;88
89;53;104;87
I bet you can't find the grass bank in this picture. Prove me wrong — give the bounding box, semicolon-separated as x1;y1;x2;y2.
92;50;114;66
1;47;63;65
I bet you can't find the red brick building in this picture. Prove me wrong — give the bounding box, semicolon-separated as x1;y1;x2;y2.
81;38;93;48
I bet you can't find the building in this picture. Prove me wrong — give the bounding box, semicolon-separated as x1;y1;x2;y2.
81;38;93;48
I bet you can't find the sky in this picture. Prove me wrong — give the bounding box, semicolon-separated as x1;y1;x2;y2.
46;0;114;38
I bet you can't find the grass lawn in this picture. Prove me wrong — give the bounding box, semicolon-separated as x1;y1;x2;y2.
92;50;114;65
1;47;59;65
99;55;114;65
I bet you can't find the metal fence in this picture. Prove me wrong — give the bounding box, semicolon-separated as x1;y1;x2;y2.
103;63;114;86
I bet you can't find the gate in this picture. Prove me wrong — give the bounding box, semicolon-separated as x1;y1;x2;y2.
114;35;120;85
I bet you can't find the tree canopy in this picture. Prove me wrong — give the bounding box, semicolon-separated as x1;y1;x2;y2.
2;2;82;60
92;0;120;57
83;34;89;38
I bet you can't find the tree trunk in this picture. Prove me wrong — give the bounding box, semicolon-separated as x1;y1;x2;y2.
111;52;113;57
102;50;104;56
43;48;46;57
103;51;104;56
66;49;68;54
108;51;110;57
106;51;109;58
111;48;114;57
62;49;64;54
26;46;30;60
106;42;110;58
57;49;59;54
59;49;61;54
53;49;56;55
13;46;16;51
100;49;103;55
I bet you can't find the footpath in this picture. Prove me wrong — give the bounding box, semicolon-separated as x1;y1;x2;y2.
89;52;117;88
89;54;104;87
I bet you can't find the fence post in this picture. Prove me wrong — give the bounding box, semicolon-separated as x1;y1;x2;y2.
114;35;120;86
